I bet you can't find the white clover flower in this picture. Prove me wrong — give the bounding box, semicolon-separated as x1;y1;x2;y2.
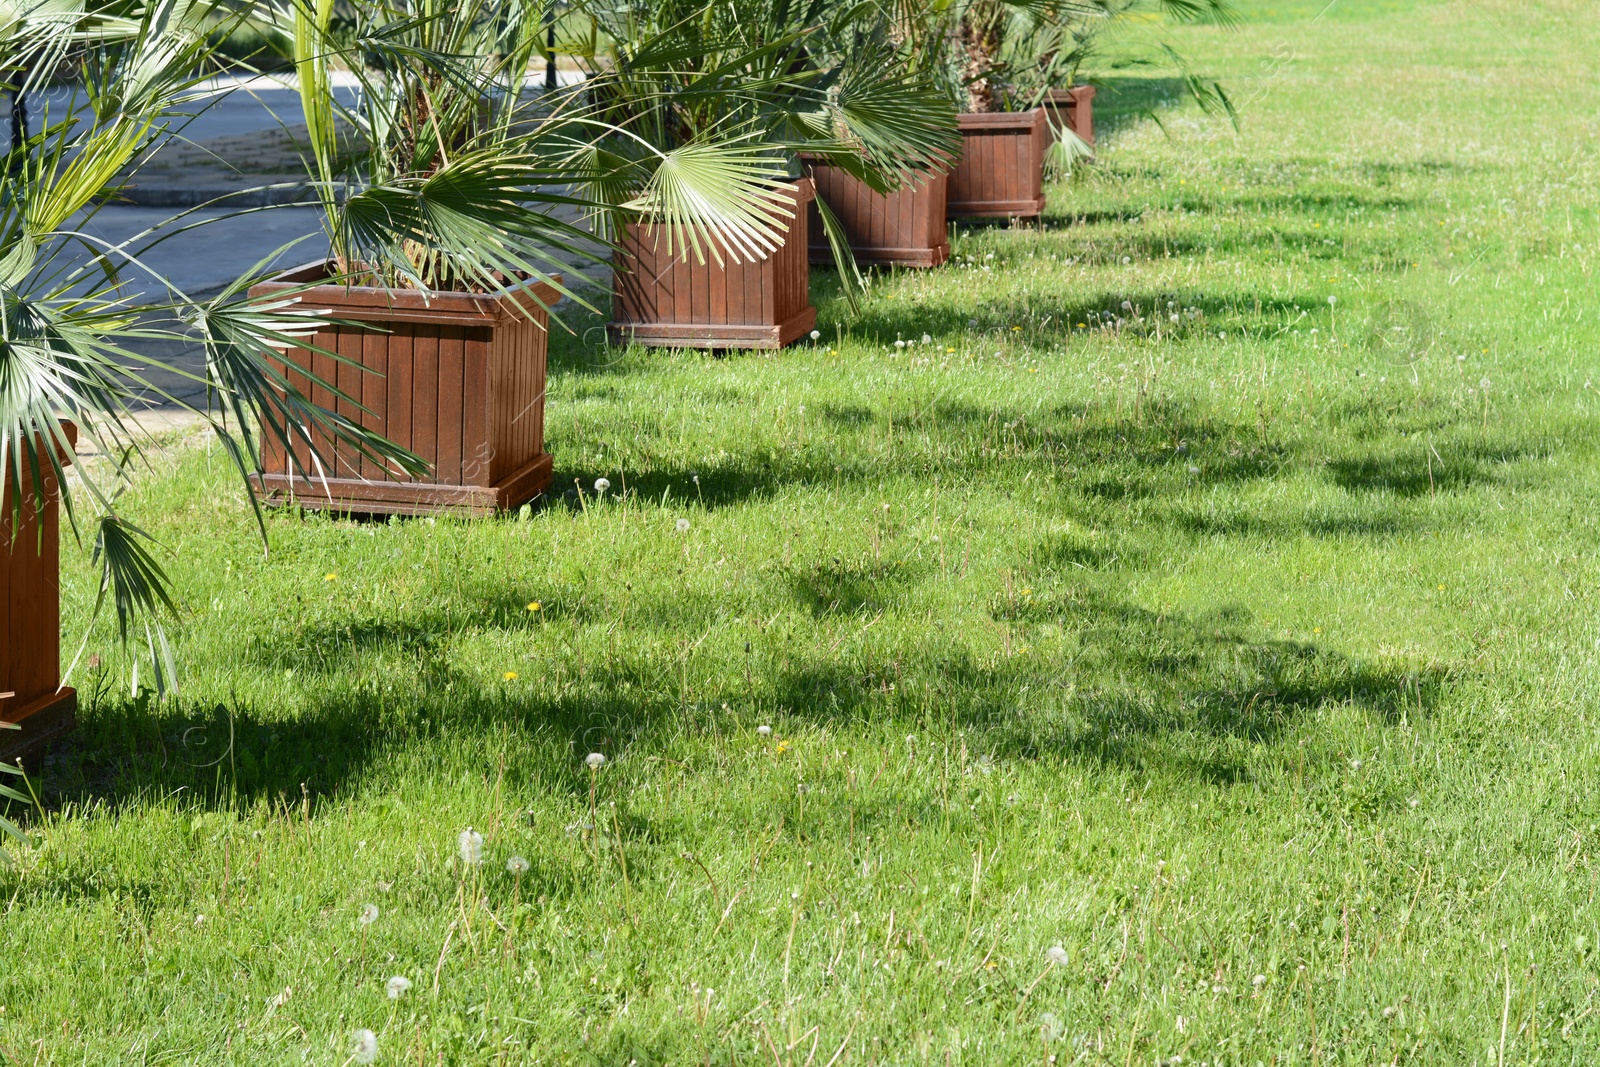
1046;945;1069;967
359;903;379;926
586;752;607;770
594;477;610;493
507;855;531;874
756;725;772;737
386;975;413;1000
675;518;691;533
458;828;485;867
351;1029;379;1065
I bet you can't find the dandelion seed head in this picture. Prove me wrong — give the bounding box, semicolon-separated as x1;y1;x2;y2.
351;1028;379;1065
594;477;610;493
458;828;485;867
921;333;932;345
359;903;379;926
756;725;772;737
1252;973;1268;988
507;855;531;874
1046;944;1070;967
386;975;413;999
675;518;691;533
809;329;821;341
586;752;607;770
894;339;906;348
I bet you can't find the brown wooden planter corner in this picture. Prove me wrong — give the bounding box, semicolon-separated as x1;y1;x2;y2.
948;109;1049;219
609;179;817;349
2;423;79;766
1043;85;1096;147
803;160;950;269
249;266;561;517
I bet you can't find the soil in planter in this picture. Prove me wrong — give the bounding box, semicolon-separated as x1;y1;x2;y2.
610;179;817;349
248;267;561;517
804;162;950;269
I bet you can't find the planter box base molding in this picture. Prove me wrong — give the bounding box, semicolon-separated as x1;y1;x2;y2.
0;690;77;767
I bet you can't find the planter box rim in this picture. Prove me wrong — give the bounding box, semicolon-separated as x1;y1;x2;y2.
250;263;563;326
957;108;1048;132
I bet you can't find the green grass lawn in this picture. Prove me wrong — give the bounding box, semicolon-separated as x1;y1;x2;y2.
8;1;1600;1063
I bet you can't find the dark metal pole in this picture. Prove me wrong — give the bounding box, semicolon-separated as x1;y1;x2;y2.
545;5;557;91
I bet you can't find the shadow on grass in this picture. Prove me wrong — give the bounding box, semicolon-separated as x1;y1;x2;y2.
776;585;1447;783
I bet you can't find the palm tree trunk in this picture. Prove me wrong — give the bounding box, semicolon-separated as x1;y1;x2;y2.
958;1;1004;113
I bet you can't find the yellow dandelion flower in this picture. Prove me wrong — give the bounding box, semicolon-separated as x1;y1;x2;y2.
1012;326;1022;331
776;740;791;755
1437;584;1445;591
503;671;519;681
324;573;338;582
1313;627;1322;634
527;601;542;612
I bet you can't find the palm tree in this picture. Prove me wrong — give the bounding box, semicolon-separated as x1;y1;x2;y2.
894;0;1238;118
1;0;425;691
564;0;962;289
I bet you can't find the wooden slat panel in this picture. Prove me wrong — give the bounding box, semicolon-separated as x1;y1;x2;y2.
435;325;465;486
360;321;387;481
336;325;365;478
462;326;490;488
385;324;413;483
308;327;338;480
411;323;439;485
0;459;61;717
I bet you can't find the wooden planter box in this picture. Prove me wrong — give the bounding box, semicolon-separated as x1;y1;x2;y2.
948;109;1049;219
249;266;561;517
804;160;950;269
2;424;78;766
1043;85;1096;146
610;179;816;349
